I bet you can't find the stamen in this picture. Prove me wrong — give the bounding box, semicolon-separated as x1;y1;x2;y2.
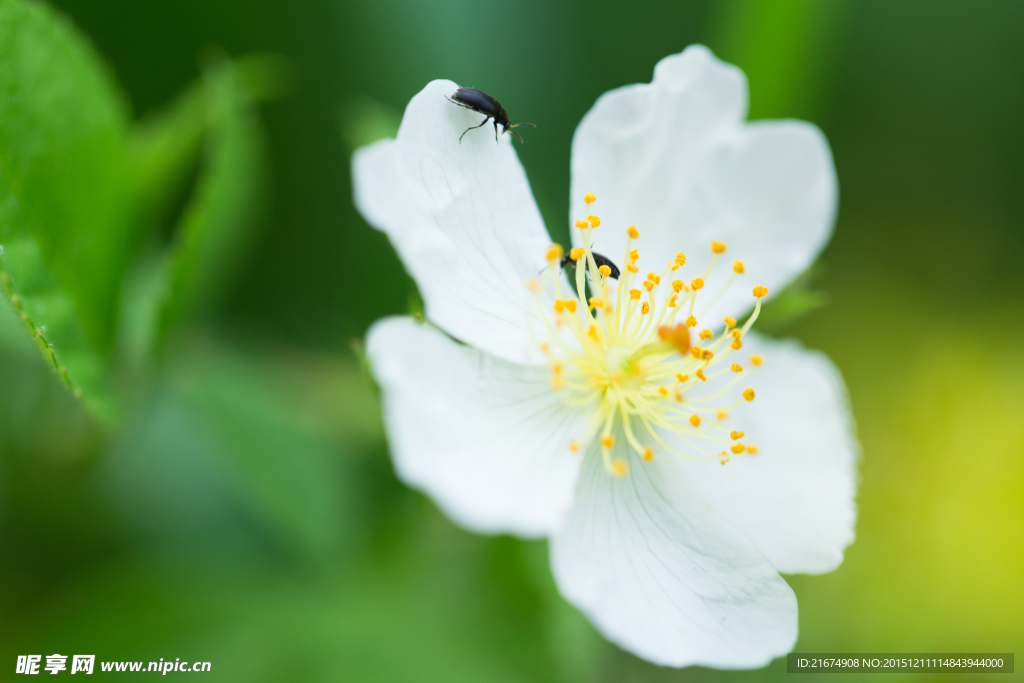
743;388;756;401
733;260;745;274
731;363;743;372
731;443;746;454
546;244;564;262
750;355;763;366
611;458;628;477
628;226;639;238
570;247;585;260
730;431;745;440
598;265;611;277
691;278;704;290
584;192;597;204
711;241;727;254
642;447;654;462
587;215;601;228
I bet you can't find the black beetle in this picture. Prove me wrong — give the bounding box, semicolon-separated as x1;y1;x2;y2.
560;251;620;280
446;88;536;143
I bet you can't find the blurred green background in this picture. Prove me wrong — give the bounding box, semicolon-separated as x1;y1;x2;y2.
1;0;1021;681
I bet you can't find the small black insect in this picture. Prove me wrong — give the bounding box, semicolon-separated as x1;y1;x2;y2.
560;251;620;280
446;88;536;143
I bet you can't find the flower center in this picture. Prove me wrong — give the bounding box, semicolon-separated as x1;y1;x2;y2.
534;193;769;477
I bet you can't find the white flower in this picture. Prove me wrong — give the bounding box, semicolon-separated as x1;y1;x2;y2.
352;46;857;669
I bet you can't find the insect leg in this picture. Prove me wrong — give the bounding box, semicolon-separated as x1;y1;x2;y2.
459;116;491;143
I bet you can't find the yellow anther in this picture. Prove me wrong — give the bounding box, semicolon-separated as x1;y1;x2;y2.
731;443;746;455
671;263;680;271
691;277;704;290
627;264;639;273
641;302;650;314
574;220;589;230
689;415;701;427
733;260;745;274
647;272;661;285
643;280;654;291
697;368;707;382
743;388;756;401
718;452;730;465
730;430;745;440
642;447;654;462
731;329;743;338
699;329;713;341
584;192;596;204
731;339;743;350
750;355;764;366
753;285;768;298
701;349;714;360
668;294;678;308
629;249;639;261
747;445;760;455
690;346;703;359
588;324;600;340
567;299;579;313
611;458;628;478
672;280;684;293
676;373;689;382
627;226;639;239
569;247;585;260
724;316;736;328
569;441;580;453
629;289;642;300
711;241;727;254
546;244;564;262
589;296;604;309
717;410;729;421
674;392;683;402
598;265;611;277
658;387;668;397
675;251;686;265
587;215;601;228
731;363;743;373
601;435;616;449
553;300;565;312
685;315;697;327
657;323;691;354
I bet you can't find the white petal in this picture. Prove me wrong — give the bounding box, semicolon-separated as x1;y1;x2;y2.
550;441;797;668
570;45;837;324
366;316;590;537
353;80;554;365
673;332;858;574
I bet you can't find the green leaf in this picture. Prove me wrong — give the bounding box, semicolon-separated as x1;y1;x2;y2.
0;0;133;418
156;59;267;339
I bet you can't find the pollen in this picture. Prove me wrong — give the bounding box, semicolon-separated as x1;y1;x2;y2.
565;299;577;312
647;272;661;285
676;373;688;382
747;445;760;455
629;249;639;262
731;363;743;373
753;285;768;298
584;192;597;204
553;300;565;313
575;220;589;229
717;411;729;421
718;452;730;465
733;260;745;274
627;264;639;273
730;443;746;454
657;323;690;353
611;458;628;478
598;265;612;277
587;215;601;228
699;329;713;341
730;430;745;440
641;302;650;314
731;338;743;350
601;435;615;449
750;355;764;366
570;247;585;260
629;289;641;300
675;251;686;265
546;244;564;262
731;329;742;338
743;388;756;401
642;447;654;462
691;277;704;290
658;387;669;397
685;315;697;327
724;316;736;328
672;280;684;293
711;241;726;254
689;415;701;427
697;368;707;381
627;226;639;238
589;296;605;309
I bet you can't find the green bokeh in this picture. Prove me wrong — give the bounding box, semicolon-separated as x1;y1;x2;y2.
2;0;1022;681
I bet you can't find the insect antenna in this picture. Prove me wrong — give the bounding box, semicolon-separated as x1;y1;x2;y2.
509;122;537;129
